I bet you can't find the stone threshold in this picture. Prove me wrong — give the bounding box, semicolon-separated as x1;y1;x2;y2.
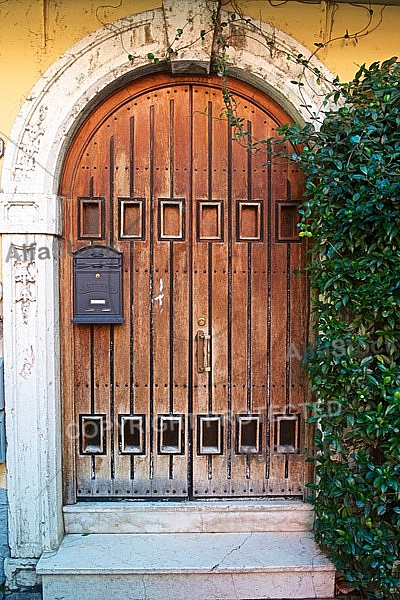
37;531;336;599
63;499;314;534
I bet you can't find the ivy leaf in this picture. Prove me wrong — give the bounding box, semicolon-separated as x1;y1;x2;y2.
277;57;400;599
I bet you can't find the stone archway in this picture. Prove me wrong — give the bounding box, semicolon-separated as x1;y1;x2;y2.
0;0;334;586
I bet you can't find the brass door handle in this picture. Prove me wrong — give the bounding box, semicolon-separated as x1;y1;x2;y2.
196;330;211;373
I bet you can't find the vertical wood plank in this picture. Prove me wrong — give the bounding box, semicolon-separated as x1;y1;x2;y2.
130;91;152;496
170;87;191;496
191;86;213;496
206;89;228;496
269;138;292;494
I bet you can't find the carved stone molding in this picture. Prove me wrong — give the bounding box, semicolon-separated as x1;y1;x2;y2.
0;193;61;235
2;233;62;562
162;0;218;74
13;257;37;325
14;106;48;180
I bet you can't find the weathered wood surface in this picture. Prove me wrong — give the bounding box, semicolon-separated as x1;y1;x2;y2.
60;74;308;502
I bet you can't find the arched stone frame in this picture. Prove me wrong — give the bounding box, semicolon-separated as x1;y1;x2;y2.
0;0;335;583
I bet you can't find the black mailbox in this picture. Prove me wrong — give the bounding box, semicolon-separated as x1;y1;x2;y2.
73;245;123;324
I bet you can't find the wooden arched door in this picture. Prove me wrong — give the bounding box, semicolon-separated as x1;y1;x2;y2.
60;73;309;502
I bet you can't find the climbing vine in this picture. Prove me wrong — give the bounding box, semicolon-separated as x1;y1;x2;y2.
278;57;400;599
133;0;389;123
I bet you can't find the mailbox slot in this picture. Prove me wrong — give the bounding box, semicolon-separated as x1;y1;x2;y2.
73;245;123;324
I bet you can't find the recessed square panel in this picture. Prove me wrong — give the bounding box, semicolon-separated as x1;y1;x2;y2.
274;414;301;453
158;414;185;455
236;201;263;241
197;415;224;455
118;414;146;455
119;198;145;240
158;198;185;241
276;202;301;242
197;201;224;242
236;415;262;454
78;197;105;239
79;414;106;455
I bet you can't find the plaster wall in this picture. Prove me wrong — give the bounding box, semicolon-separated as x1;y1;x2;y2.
240;1;400;79
0;0;399;184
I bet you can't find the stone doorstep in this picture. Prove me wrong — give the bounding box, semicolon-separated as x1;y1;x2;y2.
37;531;336;600
63;500;314;534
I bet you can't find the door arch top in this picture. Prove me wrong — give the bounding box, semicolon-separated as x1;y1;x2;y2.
0;2;334;201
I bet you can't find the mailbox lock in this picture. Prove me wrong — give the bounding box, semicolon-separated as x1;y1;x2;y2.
95;273;101;279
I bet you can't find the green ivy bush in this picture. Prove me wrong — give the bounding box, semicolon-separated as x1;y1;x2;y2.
279;58;400;599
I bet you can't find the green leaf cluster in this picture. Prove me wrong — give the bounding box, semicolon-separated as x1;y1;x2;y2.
280;58;400;599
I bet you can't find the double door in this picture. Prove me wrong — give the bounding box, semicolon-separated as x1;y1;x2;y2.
60;74;309;501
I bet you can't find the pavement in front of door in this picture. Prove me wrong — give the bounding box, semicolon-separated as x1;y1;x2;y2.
0;591;362;600
1;592;42;600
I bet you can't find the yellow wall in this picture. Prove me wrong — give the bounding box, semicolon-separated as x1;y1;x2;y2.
0;0;399;179
240;1;400;80
1;1;161;155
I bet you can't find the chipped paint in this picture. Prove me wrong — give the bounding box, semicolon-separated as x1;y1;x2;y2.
19;345;35;380
153;278;164;309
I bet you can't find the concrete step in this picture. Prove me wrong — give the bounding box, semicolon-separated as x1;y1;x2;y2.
37;531;335;600
63;500;314;534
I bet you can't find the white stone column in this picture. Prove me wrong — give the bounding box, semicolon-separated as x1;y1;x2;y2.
0;194;63;588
